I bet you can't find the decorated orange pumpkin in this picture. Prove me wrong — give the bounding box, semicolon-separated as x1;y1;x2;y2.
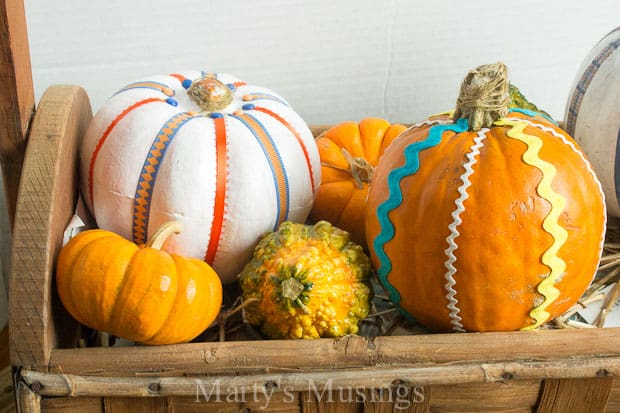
56;221;223;345
80;71;321;284
310;118;407;246
365;63;606;332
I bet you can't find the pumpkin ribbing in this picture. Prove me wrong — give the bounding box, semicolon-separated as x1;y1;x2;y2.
310;118;407;247
80;71;321;283
56;222;223;345
366;63;606;332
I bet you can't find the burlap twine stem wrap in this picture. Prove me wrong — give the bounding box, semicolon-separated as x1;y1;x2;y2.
453;62;510;131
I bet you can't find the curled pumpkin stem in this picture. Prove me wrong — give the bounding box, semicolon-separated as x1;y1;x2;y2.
453;62;510;131
340;148;374;189
146;221;183;250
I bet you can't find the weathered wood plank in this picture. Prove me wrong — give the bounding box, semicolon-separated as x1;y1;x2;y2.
0;326;8;371
429;380;541;412
20;357;620;399
0;0;35;228
172;392;301;412
103;397;167;413
606;378;620;412
0;365;15;413
536;377;613;413
363;386;430;412
40;397;102;413
16;381;40;413
48;329;620;377
9;85;91;369
302;391;359;413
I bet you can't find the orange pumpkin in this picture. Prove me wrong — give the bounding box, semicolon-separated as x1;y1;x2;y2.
365;63;606;332
56;221;223;345
310;118;407;246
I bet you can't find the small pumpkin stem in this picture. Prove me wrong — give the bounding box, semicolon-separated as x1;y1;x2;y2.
187;76;233;112
146;221;183;250
341;148;374;189
453;62;510;131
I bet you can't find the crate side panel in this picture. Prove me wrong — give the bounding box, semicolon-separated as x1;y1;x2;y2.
606;378;620;412
103;397;167;413
41;397;102;412
428;380;541;412
171;391;301;412
9;85;91;369
535;377;613;412
49;329;620;377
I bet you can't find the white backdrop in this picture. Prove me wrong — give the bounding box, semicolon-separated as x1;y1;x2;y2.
1;1;619;322
24;0;619;123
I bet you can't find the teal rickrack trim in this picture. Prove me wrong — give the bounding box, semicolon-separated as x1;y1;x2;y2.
508;108;558;125
372;118;469;320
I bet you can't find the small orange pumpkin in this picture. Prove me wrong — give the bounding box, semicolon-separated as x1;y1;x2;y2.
310;118;407;246
56;221;223;345
365;63;606;332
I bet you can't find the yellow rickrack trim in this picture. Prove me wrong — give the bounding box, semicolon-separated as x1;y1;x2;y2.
429;110;455;119
495;119;568;330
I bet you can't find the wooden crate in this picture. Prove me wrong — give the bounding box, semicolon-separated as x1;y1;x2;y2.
5;84;620;413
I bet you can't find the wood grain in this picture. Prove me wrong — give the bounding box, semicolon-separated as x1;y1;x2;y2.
536;377;613;413
48;328;620;377
428;381;541;412
0;367;14;413
605;377;620;413
9;85;91;369
0;325;7;370
19;356;620;399
0;325;12;413
0;0;35;227
103;398;167;413
40;398;102;413
15;381;39;413
172;392;302;412
301;391;359;413
362;386;430;412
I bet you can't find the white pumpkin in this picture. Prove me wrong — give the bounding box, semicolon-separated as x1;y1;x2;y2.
80;70;321;283
564;27;620;215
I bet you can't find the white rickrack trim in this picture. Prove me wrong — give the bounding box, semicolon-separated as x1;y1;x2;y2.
407;117;453;131
443;128;489;332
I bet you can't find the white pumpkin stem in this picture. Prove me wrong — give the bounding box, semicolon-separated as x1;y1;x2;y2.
453;62;510;131
146;221;183;250
187;77;233;112
340;147;374;189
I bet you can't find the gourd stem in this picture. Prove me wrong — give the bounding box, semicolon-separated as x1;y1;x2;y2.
187;76;234;112
453;62;510;131
340;148;374;189
281;277;305;301
281;277;311;314
146;221;183;250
